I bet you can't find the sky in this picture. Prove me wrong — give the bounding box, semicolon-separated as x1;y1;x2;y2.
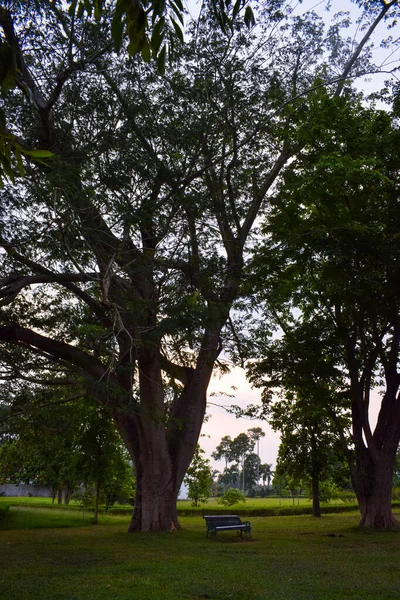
193;0;400;475
203;367;280;472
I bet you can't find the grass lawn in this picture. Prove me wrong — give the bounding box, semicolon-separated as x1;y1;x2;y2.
1;505;400;600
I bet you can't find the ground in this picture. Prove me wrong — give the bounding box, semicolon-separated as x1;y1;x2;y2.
1;503;400;599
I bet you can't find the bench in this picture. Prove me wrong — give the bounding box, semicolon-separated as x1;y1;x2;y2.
203;515;251;538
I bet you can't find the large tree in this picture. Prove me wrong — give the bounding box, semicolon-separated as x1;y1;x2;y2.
0;0;398;532
249;96;400;527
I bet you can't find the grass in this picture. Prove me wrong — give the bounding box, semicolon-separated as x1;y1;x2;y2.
0;495;358;521
176;496;361;515
1;504;400;599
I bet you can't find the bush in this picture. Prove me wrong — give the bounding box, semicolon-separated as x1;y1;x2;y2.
392;486;400;501
336;490;357;504
218;488;246;507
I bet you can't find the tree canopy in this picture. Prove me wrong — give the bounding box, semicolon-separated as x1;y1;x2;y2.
248;95;400;527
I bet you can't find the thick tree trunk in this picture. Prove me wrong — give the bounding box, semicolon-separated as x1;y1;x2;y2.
129;475;180;532
354;451;399;528
114;409;186;533
113;340;215;532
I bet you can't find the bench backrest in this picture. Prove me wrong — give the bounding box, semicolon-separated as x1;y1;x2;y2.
204;515;241;526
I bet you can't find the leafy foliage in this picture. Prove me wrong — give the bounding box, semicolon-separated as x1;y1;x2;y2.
218;487;246;506
0;387;133;512
248;94;400;526
184;444;212;506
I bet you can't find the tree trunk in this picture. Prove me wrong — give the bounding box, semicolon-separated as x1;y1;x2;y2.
311;433;321;518
57;487;63;505
63;483;71;505
114;401;192;533
93;481;100;525
311;474;321;518
354;448;399;528
128;447;180;532
113;345;214;532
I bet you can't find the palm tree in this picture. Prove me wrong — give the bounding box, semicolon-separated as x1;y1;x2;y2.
259;463;274;489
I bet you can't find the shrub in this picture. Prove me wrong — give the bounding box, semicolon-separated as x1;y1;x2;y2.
218;488;246;506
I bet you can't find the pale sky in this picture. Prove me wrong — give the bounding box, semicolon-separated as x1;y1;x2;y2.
203;368;280;472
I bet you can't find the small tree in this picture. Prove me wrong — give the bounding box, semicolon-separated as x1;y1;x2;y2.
243;453;261;494
218;488;246;507
184;445;212;507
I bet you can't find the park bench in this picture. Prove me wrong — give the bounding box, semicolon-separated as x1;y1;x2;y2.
203;515;251;538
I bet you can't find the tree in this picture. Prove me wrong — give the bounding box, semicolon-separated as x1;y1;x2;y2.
259;463;273;489
0;1;398;532
212;435;233;470
217;464;240;490
247;426;265;485
0;386;133;513
243;452;260;493
71;403;134;523
249;96;400;527
0;387;85;501
227;433;255;492
247;317;351;517
211;435;233;492
218;487;246;506
272;393;349;517
0;0;186;185
183;444;212;506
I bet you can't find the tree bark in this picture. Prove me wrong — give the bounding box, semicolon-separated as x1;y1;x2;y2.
353;446;399;529
311;474;321;518
93;480;100;525
310;433;321;518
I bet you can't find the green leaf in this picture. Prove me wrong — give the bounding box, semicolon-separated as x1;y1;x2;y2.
170;1;184;25
111;14;125;53
84;0;93;15
68;0;78;17
141;39;151;62
232;0;241;21
15;147;25;177
170;18;184;44
76;2;85;18
157;45;166;75
93;0;103;21
151;17;165;56
23;149;54;159
171;0;184;12
244;6;255;28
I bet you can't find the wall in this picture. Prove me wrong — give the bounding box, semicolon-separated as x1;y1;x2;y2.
0;483;52;497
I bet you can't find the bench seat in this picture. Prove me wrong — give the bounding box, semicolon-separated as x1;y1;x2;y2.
203;515;251;537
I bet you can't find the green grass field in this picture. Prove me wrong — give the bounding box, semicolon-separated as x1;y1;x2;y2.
1;501;400;599
0;494;357;514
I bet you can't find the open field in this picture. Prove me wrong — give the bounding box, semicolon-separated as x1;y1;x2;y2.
0;494;359;514
1;505;400;599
